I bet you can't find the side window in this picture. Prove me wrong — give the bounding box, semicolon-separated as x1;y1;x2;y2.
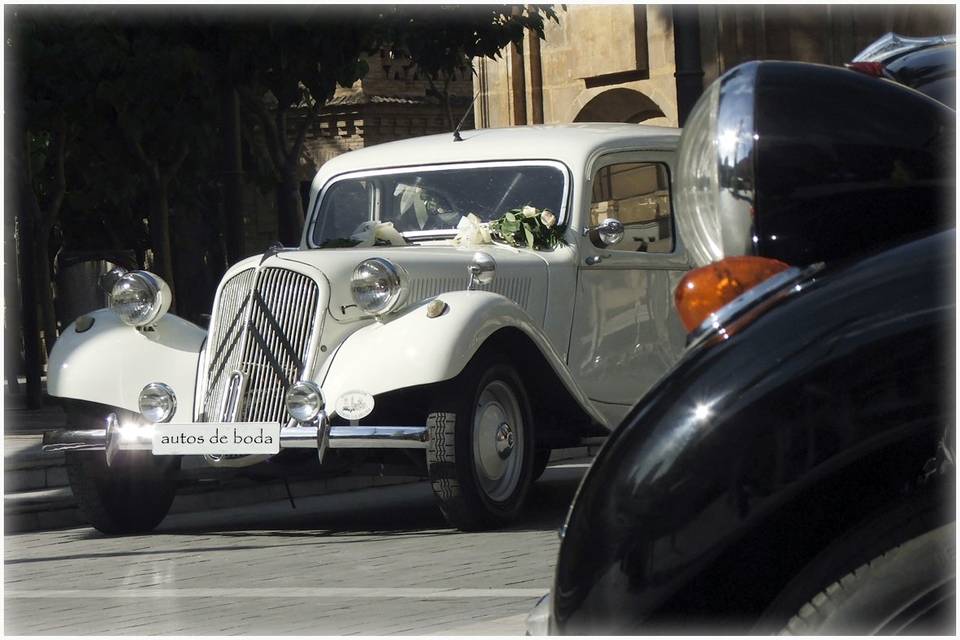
590;162;673;253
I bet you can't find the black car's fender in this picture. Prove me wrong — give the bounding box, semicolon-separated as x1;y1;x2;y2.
553;230;955;633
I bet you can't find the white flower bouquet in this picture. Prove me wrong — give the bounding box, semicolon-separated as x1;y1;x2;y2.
487;205;565;250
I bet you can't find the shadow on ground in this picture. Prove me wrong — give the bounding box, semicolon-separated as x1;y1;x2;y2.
59;464;588;543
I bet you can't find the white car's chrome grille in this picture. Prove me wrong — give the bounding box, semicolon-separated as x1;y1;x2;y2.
200;266;320;425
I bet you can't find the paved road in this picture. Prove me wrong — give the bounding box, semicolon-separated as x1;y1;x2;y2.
4;461;589;635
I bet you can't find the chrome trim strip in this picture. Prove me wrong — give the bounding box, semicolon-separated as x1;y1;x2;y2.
326;426;429;449
42;429;108;452
44;423;430;454
853;32;956;63
686;262;824;350
278;424;321;448
715;61;760;258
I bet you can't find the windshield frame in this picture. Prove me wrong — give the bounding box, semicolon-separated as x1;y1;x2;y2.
305;159;572;248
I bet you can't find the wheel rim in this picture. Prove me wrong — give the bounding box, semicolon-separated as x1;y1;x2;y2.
472;379;525;502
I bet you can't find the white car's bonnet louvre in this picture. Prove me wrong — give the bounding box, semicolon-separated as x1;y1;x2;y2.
408;276;533;309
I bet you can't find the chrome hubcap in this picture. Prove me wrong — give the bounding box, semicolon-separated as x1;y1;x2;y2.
495;422;515;459
472;380;524;502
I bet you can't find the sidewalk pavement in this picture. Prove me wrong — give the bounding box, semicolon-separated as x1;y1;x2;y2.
4;398;599;534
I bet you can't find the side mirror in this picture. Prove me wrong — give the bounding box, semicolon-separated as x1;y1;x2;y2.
583;218;624;248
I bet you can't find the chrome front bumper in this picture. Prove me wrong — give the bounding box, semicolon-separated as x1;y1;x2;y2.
42;411;429;465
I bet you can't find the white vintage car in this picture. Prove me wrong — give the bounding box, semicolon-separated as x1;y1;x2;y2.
44;123;693;533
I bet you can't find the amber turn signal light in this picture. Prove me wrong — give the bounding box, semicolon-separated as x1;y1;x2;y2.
675;256;791;332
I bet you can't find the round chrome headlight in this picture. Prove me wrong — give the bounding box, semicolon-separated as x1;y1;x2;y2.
139;382;177;423
674;63;758;267
285;381;324;423
110;270;171;327
350;258;406;316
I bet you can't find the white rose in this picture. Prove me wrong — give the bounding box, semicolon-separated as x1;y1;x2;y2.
540;210;557;228
454;213;493;247
350;221;376;247
373;221;406;245
521;205;539;218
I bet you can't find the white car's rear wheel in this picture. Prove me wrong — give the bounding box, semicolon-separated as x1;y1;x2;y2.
427;353;535;530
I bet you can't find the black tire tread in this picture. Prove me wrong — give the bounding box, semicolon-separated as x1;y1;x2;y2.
427;411;485;530
779;523;955;635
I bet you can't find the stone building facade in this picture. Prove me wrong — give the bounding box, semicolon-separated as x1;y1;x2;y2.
300;52;474;181
474;4;956;129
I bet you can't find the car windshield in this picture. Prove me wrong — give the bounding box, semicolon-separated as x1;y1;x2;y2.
310;163;566;246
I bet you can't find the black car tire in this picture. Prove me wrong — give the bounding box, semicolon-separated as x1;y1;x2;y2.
755;490;954;635
779;522;955;635
67;449;180;535
427;353;535;531
533;448;551;481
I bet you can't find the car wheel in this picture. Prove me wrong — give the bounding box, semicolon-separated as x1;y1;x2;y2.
779;522;955;635
64;406;180;535
427;353;535;531
533;448;551;481
66;450;180;535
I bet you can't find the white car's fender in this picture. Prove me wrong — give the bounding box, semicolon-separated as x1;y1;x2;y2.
47;309;206;421
319;290;610;428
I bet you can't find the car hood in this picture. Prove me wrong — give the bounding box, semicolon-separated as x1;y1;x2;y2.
253;242;552;326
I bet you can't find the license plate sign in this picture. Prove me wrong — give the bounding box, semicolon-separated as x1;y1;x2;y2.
152;423;280;455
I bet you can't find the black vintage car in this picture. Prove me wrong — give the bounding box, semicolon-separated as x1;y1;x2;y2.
847;32;956;108
531;44;956;636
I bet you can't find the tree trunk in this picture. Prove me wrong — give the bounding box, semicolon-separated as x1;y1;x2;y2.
220;84;244;263
276;171;304;246
442;77;454;131
16;186;43;408
237;89;314;247
34;225;58;354
149;180;177;310
4;211;24;396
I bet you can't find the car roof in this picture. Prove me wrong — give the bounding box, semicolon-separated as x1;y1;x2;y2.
885;44;956;108
310;123;681;190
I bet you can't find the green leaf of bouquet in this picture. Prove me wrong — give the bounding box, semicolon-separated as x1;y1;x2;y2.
523;225;534;248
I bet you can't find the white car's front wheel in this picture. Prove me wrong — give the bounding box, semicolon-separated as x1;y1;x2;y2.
64;405;179;535
427;354;535;530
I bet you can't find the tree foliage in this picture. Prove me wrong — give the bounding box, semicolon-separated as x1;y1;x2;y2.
7;5;557;341
376;4;557;79
215;12;373;244
9;9;110;346
374;5;558;126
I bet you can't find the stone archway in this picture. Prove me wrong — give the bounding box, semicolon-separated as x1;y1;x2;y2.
573;88;666;124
